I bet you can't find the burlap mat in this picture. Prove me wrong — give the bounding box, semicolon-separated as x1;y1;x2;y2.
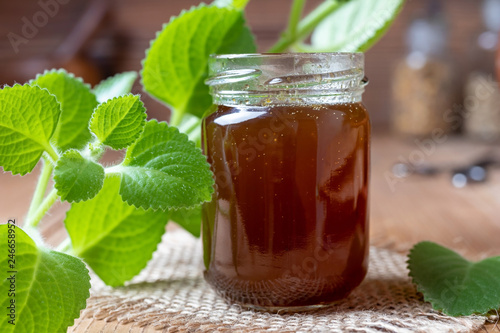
75;230;486;332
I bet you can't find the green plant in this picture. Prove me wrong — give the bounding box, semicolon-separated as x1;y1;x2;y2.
0;0;406;331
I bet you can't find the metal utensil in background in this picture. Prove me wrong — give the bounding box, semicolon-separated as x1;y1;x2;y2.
392;155;500;187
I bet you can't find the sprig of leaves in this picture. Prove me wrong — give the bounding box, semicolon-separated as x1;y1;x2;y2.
0;1;411;331
408;241;500;316
0;68;214;331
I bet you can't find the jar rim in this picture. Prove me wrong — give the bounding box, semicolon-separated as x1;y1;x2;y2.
210;52;364;60
206;52;366;106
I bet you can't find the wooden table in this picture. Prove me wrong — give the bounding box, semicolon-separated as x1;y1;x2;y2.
1;134;500;332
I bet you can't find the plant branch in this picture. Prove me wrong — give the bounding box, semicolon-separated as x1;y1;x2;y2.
169;109;184;127
25;188;58;228
45;144;59;163
104;165;124;177
267;0;345;53
287;0;306;41
26;158;54;221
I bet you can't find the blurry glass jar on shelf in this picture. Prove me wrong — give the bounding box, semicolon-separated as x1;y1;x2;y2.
391;0;455;137
498;33;500;80
463;0;500;141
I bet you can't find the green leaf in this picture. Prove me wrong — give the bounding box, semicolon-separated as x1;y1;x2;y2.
310;0;405;52
213;0;250;10
93;71;138;103
65;177;169;286
170;206;202;237
89;95;147;150
0;224;90;333
31;69;99;151
115;120;214;211
0;84;61;175
54;150;105;202
141;4;256;119
407;241;500;316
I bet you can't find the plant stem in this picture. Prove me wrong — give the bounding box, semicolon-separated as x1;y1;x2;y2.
26;158;53;221
104;165;124;177
267;0;345;53
287;0;306;41
82;140;106;162
169;109;184;127
56;237;73;254
25;188;58;228
45;144;59;163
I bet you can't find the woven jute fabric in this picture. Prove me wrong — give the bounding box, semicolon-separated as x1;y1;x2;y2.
77;230;485;332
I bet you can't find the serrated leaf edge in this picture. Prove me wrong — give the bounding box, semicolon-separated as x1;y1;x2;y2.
63;179;170;287
140;3;250;111
140;4;208;108
117;119;214;212
86;220;166;287
0;83;62;176
1;225;91;331
30;68;99;152
54;149;105;203
29;68;94;92
309;0;405;53
40;247;92;330
88;94;147;150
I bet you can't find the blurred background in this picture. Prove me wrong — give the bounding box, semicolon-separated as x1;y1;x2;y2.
1;0;499;133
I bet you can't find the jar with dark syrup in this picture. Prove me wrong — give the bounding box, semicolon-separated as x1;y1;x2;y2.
202;53;370;311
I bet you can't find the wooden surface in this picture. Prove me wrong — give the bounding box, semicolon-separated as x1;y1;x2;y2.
1;134;500;332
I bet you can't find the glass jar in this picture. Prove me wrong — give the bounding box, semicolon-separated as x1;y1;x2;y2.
202;53;370;312
391;0;456;137
463;0;500;141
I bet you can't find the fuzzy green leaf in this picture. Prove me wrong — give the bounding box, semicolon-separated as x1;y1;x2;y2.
213;0;250;10
408;241;500;316
141;4;256;119
170;206;202;237
65;177;169;286
54;150;105;202
115;120;214;211
93;71;138;103
0;224;90;333
310;0;405;52
0;84;61;175
89;95;147;150
31;69;98;151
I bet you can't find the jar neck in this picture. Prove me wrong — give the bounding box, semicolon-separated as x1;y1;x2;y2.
206;53;367;106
